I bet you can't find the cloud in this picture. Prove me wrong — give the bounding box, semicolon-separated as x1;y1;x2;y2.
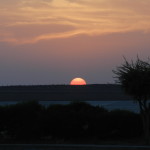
0;0;150;44
0;23;78;44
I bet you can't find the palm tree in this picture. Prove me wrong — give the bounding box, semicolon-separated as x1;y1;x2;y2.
113;57;150;144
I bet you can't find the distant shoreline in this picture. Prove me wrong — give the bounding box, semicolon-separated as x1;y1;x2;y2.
0;84;132;101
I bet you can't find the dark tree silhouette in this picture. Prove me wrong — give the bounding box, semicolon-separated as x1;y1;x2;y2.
113;57;150;144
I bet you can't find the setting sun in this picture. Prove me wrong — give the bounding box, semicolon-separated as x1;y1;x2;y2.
70;78;87;85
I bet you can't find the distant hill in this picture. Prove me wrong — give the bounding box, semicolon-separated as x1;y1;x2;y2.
0;84;132;101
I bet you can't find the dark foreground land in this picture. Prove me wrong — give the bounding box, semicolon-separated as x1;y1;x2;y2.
0;84;131;101
0;84;145;147
0;101;143;145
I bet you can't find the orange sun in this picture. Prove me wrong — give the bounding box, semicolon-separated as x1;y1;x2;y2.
70;77;87;85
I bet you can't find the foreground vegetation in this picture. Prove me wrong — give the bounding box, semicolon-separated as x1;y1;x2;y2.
0;101;142;144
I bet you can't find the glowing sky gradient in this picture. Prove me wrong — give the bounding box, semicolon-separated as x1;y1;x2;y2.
0;0;150;85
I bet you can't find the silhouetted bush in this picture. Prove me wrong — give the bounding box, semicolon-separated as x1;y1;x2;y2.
1;101;45;140
0;101;143;143
107;110;142;138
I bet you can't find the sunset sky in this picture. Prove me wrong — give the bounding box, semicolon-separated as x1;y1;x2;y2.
0;0;150;85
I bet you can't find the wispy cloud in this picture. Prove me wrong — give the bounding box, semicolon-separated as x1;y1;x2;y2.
0;0;150;44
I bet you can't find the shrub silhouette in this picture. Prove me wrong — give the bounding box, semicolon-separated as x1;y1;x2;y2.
0;101;142;143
